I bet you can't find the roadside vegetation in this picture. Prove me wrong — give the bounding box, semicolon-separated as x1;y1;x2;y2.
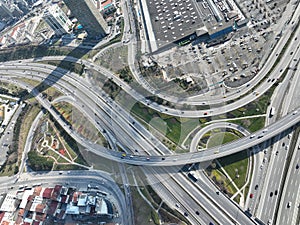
19;78;63;101
95;45;128;73
0;99;41;176
204;131;250;204
40;60;86;76
0;45;95;62
52;101;108;147
206;150;250;200
28;112;89;171
126;167;190;225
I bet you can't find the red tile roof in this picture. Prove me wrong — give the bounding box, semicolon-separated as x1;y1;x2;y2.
72;192;80;203
51;185;62;200
35;203;46;213
18;209;25;217
15;215;22;225
34;186;42;196
1;221;10;225
61;195;67;203
42;188;53;199
48;201;58;215
102;0;112;7
0;212;4;222
56;210;65;219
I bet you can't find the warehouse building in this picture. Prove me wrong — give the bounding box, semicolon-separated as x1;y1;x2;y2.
140;0;246;52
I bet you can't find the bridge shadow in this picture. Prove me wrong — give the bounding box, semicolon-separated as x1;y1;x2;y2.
177;125;297;179
21;39;100;101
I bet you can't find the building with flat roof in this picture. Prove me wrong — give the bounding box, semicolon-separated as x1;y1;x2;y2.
63;0;109;39
141;0;245;52
43;4;72;36
0;2;13;20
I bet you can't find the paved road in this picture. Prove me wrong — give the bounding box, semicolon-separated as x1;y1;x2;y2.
1;69;300;167
12;23;300;119
3;9;300;120
0;70;300;166
0;103;23;166
255;42;300;224
0;72;261;225
0;5;298;225
0;170;127;225
189;122;251;152
275;135;300;225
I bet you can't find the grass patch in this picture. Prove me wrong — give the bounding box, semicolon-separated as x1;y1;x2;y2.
49;114;89;167
95;45;128;73
0;44;97;62
18;78;63;101
218;150;249;189
28;150;54;171
205;133;249;200
53;101;108;148
53;164;87;171
79;150;117;173
232;117;266;132
130;102;200;146
207;132;240;148
40;60;86;76
131;186;157;225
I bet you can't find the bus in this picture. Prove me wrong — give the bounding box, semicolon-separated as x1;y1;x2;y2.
188;172;198;182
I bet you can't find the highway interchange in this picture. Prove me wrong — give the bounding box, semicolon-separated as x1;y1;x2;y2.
0;1;300;225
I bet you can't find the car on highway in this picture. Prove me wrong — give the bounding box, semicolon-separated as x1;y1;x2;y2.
296;164;299;169
270;192;273;197
175;203;180;208
268;219;272;225
250;134;256;139
263;157;267;163
255;184;259;190
250;193;254;198
275;190;278;195
287;202;291;208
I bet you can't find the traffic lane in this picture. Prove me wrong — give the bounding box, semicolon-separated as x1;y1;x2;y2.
145;167;217;225
276;154;300;225
259;138;290;222
1;73;300;167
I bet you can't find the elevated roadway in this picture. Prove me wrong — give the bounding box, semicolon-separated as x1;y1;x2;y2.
0;68;299;166
0;71;260;225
